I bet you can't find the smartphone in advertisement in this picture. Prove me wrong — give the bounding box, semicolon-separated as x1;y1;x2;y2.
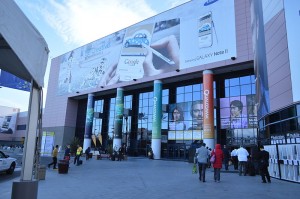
117;24;154;81
198;12;213;48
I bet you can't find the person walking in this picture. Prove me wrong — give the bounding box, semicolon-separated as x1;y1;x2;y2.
250;146;260;175
48;145;59;169
74;144;83;166
222;145;230;170
64;145;71;160
85;146;91;161
231;148;238;170
211;144;224;182
236;145;249;176
258;145;271;183
195;143;210;182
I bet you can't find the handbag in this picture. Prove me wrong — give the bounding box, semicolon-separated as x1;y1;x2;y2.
192;163;198;174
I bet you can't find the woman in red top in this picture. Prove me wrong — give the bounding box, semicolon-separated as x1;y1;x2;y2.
211;144;224;182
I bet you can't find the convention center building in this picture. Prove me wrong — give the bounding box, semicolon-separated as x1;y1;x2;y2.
42;0;300;182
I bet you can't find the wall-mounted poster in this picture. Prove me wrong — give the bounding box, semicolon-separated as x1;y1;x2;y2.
41;131;55;157
167;101;204;140
220;94;257;129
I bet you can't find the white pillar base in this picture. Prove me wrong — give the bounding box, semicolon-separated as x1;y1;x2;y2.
83;138;91;152
152;139;161;159
113;138;122;151
203;138;215;150
11;180;38;199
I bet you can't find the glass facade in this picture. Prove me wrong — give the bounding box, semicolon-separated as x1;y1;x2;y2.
93;100;104;136
259;102;300;145
77;72;258;158
222;75;257;146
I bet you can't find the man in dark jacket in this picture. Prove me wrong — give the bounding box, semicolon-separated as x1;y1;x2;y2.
222;145;230;170
258;145;271;183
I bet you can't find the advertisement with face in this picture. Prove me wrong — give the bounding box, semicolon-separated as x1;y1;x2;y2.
168;103;187;131
167;101;203;141
220;96;251;129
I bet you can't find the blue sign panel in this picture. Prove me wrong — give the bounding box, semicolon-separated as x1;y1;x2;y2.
0;70;30;91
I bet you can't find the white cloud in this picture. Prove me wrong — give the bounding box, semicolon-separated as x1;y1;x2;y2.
27;0;190;47
0;88;30;111
38;0;158;47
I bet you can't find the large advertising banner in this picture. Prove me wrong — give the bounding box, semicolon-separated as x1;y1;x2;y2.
0;69;30;91
84;94;94;139
57;0;236;95
0;106;19;135
220;94;257;129
114;88;124;139
180;0;236;69
203;70;214;139
57;30;126;95
152;80;162;139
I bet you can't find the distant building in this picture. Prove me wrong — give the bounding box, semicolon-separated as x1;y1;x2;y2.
0;105;26;146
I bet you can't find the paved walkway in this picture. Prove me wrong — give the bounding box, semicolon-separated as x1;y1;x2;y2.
1;156;299;199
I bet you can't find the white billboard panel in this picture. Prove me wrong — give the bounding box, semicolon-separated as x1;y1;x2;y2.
0;106;19;135
57;0;236;95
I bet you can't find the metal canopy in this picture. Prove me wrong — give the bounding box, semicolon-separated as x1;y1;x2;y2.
0;0;49;88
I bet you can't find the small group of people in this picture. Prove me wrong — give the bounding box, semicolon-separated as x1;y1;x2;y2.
48;144;84;169
229;145;271;183
195;143;224;183
195;143;271;184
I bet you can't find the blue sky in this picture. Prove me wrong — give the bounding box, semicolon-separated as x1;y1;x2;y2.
0;0;190;111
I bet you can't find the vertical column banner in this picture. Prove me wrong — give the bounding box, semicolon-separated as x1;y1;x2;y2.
203;70;215;149
40;132;55;157
152;80;162;159
113;88;124;149
83;93;94;151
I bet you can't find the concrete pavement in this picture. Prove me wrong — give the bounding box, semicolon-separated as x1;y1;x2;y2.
1;156;299;199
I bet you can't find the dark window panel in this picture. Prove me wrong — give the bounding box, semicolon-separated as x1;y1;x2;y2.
17;125;26;130
280;106;296;120
269;112;281;124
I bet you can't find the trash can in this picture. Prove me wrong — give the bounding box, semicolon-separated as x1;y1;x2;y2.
58;160;69;174
38;165;46;180
97;155;101;160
